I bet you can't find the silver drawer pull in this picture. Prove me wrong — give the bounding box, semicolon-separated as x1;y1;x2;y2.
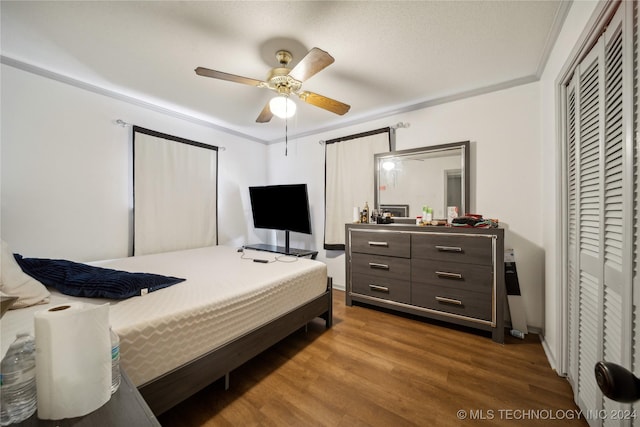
368;241;389;247
369;284;390;293
435;245;463;252
369;262;390;270
435;296;463;305
435;271;463;280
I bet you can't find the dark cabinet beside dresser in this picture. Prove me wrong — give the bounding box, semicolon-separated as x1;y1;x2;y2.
345;223;505;343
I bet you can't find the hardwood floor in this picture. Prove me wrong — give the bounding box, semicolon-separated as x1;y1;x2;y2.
158;290;586;426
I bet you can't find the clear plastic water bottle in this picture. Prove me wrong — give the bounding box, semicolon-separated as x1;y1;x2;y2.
110;328;121;394
0;333;37;425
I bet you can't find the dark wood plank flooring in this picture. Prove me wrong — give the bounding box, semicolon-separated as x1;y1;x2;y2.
159;290;586;426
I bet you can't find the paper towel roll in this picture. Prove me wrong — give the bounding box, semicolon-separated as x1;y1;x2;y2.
34;302;111;420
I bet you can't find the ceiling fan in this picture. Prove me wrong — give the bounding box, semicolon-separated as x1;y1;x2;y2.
195;47;351;123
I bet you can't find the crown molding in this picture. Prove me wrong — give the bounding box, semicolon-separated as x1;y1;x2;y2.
0;55;267;144
3;55;540;146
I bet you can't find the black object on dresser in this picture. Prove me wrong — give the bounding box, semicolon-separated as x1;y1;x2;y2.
345;223;505;343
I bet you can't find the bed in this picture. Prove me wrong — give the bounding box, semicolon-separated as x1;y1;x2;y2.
1;245;333;415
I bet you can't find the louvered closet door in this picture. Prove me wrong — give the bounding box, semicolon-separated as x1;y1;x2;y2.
566;75;579;398
574;39;606;419
564;4;634;426
632;2;640;423
601;10;630;426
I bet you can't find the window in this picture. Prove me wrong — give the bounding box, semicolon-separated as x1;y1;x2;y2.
133;127;218;255
324;128;391;250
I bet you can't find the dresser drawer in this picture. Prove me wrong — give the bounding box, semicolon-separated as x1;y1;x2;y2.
351;253;410;280
349;230;410;258
411;233;493;265
411;283;492;321
411;259;493;292
351;274;411;304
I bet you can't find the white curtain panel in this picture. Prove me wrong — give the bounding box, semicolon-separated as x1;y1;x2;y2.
325;131;390;249
134;130;217;256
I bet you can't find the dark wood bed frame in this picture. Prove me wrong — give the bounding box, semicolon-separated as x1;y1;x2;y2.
138;277;333;415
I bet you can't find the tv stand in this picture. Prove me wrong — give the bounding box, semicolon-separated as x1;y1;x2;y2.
243;244;318;259
245;231;318;259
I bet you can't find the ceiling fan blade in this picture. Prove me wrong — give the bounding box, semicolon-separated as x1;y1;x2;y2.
195;67;263;86
288;47;335;82
256;102;273;123
298;91;351;116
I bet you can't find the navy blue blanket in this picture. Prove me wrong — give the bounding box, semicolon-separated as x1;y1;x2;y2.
14;254;186;299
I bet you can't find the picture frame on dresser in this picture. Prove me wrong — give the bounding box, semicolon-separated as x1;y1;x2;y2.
379;204;409;218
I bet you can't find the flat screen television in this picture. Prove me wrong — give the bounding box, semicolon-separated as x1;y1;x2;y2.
249;184;312;236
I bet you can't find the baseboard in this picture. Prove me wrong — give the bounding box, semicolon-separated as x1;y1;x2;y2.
540;334;565;377
505;325;562;376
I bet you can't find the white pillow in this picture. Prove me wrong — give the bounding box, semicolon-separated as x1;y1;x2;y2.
0;240;50;309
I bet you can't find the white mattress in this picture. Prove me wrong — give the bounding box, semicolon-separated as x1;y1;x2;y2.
1;245;328;386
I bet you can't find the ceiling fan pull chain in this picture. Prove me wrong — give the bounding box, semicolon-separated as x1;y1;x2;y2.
285;99;289;156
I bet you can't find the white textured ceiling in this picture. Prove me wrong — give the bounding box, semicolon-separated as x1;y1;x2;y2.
1;1;569;143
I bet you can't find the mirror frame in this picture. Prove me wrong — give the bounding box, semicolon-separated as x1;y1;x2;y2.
374;140;470;219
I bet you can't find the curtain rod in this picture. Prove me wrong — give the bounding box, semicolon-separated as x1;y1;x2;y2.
114;119;226;151
318;122;410;145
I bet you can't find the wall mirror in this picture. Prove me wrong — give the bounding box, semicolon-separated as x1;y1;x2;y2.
374;141;470;220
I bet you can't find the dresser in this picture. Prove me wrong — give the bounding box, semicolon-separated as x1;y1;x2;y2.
345;223;505;343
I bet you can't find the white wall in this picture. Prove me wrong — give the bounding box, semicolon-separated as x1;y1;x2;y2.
1;64;267;262
539;0;599;371
267;82;545;330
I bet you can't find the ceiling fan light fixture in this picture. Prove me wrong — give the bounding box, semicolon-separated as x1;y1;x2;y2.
196;47;350;123
269;96;296;119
